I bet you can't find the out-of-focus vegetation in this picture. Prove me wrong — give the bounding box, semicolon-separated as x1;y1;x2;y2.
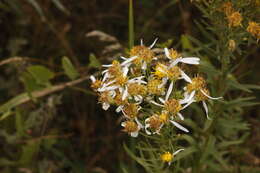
0;0;259;172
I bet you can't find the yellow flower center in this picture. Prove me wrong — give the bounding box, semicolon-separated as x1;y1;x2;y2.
115;75;128;86
130;45;154;63
123;121;138;133
114;91;128;105
161;152;173;163
247;21;260;38
148;115;162;130
159;112;169;123
128;83;147;96
164;99;182;115
221;2;234;16
98;91;113;104
167;66;181;81
108;60;122;76
227;11;242;27
123;103;139;119
169;49;181;60
186;76;207;93
91;80;102;90
147;79;165;95
153;63;168;79
195;88;209;102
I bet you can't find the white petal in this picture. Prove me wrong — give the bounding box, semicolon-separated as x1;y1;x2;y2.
116;105;123;113
120;56;127;60
202;101;211;120
180;70;192;83
102;69;109;74
122;66;129;76
90;75;96;82
121;122;126;127
173;149;184;155
170;120;189;133
158;77;168;88
181;99;194;110
170;58;181;67
164;48;170;59
177;113;184;120
102;64;113;67
165;81;173;101
102;72;109;82
131;131;139;137
180;91;195;104
140;39;144;46
200;89;222;100
141;61;147;70
179;57;200;65
121;56;138;66
102;102;110;110
150;100;164;107
122;87;128;100
102;79;116;87
98;85;119;92
149;38;158;49
159;97;165;104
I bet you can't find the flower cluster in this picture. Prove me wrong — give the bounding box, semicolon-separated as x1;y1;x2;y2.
90;39;221;163
220;1;260;41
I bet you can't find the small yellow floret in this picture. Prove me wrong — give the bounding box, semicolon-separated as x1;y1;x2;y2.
247;21;260;39
147;115;162;130
221;2;234;16
227;11;242;27
130;45;154;63
108;60;122;76
123;121;138;133
153;63;168;79
147;79;165;95
159;112;169;123
195;88;209;101
161;152;173;163
167;66;181;81
123;103;139;119
128;83;147;96
164;99;182;115
186;76;207;93
168;49;181;60
91;80;102;90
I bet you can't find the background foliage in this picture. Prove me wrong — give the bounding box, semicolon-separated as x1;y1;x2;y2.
0;0;259;172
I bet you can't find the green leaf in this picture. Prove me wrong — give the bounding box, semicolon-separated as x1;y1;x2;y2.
62;56;79;80
128;0;134;49
18;141;40;165
88;53;101;68
0;110;13;121
174;146;197;161
123;143;153;172
15;109;24;137
181;35;193;50
27;65;54;86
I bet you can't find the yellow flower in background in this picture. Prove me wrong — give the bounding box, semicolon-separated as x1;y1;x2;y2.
221;2;234;16
227;11;242;27
161;149;184;165
247;21;260;40
161;152;173;163
228;39;236;51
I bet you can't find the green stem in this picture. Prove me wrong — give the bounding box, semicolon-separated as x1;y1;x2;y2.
129;0;134;49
